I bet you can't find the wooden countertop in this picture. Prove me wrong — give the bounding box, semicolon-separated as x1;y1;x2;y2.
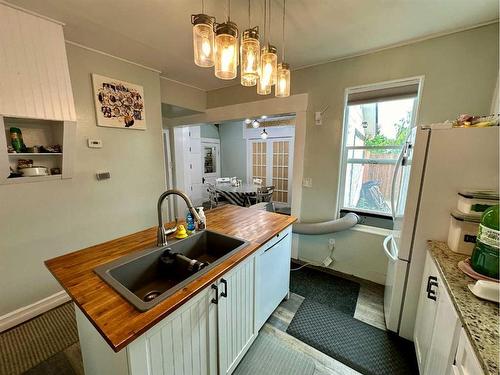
45;205;296;352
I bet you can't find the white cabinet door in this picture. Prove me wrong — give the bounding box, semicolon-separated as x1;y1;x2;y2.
255;227;291;331
414;253;440;372
424;283;460;375
452;329;484;375
217;257;256;375
128;285;218;375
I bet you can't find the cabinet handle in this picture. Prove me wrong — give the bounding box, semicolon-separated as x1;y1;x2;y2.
221;278;228;298
426;276;438;301
211;284;218;304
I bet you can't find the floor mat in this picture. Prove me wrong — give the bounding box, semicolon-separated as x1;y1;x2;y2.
290;264;360;315
287;300;418;375
0;303;78;375
233;331;315;375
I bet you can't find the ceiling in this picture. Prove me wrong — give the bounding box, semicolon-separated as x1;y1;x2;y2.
7;0;499;91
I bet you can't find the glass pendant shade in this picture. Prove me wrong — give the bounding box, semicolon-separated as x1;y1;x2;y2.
240;28;260;86
214;21;239;80
260;45;277;86
275;62;290;97
191;14;215;67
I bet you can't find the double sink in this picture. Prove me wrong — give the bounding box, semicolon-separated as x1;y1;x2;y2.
94;230;248;311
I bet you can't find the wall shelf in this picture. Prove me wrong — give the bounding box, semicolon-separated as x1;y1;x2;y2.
4;175;62;184
8;153;63;157
0;115;76;185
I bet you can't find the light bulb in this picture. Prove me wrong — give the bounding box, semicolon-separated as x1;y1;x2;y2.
201;37;211;57
244;118;252;125
252;120;260;128
260;129;268;139
221;45;235;72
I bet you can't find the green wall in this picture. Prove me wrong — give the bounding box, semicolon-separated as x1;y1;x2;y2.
219;122;247;181
207;24;499;222
200;124;220;139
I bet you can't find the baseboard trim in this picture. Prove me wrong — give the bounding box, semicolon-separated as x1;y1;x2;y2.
0;290;70;332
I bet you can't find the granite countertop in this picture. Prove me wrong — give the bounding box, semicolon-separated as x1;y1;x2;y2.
45;205;296;351
427;240;499;375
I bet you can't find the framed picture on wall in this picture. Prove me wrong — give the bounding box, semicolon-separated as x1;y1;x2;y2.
92;74;146;130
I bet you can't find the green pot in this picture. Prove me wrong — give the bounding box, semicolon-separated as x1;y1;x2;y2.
471;244;499;279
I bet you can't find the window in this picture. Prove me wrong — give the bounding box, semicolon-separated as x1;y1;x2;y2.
339;79;421;218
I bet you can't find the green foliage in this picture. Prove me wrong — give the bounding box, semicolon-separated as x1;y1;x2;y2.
365;112;411;154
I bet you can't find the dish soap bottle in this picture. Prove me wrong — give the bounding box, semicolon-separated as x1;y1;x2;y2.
186;212;196;234
471;204;499;279
197;207;206;230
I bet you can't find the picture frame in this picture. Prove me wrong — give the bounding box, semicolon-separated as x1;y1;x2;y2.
92;74;146;130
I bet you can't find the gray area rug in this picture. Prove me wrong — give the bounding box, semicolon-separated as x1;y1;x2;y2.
0;303;79;375
290;263;360;315
287;295;418;374
234;331;315;375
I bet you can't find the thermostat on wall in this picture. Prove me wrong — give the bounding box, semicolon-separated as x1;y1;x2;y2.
87;139;102;148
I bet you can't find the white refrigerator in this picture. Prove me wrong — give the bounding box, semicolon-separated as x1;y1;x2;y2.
383;125;499;339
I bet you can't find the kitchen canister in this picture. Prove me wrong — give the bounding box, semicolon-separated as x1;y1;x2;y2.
447;209;481;255
457;189;499;216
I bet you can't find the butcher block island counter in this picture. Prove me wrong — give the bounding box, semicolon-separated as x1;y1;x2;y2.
45;205;296;375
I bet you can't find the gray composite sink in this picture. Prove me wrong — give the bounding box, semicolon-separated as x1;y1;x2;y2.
94;230;248;311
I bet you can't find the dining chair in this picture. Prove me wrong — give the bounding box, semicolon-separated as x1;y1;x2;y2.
206;183;218;209
256;185;275;203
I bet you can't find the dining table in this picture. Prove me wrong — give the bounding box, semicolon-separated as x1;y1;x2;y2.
215;183;260;207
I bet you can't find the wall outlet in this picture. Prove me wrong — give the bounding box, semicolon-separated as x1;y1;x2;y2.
303;177;312;188
328;238;335;250
315;111;322;125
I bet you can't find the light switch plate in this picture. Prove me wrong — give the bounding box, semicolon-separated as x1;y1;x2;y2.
87;139;102;148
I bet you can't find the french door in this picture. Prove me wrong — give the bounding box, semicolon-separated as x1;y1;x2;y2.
247;138;293;204
201;140;220;201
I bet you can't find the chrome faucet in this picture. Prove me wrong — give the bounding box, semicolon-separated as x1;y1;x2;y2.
157;189;203;247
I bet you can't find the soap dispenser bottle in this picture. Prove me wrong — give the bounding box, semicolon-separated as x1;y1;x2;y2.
197;207;206;230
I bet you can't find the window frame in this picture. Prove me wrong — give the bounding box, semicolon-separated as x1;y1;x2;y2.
337;76;424;220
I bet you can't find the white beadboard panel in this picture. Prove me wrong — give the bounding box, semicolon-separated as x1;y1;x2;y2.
127;285;218;375
218;257;256;375
0;4;76;121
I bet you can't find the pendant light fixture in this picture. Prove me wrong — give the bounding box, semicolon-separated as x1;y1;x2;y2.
214;0;239;80
191;0;215;67
257;0;273;95
240;1;260;86
252;119;261;128
260;128;268;139
276;0;290;97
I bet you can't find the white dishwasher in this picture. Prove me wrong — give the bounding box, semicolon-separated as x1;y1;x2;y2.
255;226;292;331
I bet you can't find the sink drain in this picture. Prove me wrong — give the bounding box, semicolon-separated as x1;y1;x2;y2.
143;290;161;302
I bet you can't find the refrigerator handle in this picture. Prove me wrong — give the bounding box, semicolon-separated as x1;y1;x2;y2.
383;235;398;261
390;148;405;221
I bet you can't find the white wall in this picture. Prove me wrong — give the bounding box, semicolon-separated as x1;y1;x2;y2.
0;43;165;315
